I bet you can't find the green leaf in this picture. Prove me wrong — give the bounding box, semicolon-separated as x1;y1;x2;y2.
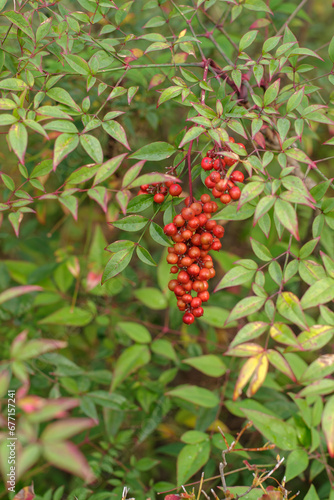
177;441;210;487
80;135;103;163
299;379;334;398
0;114;17;126
167;385;219;408
102;121;130;150
300;238;320;259
276;292;308;330
212;202;255;221
231;322;268;347
270;323;298;346
66;165;100;185
136;246;157;266
102;249;133;283
158;86;182;106
322;395;334;458
286;87;304;113
64;54;90;75
253;195;276;224
277;118;290;142
183;355;226;377
43;442;94;483
88;186;107;212
59;194;78;221
199;307;234;328
149;222;171;247
127;195;153;213
111;344;150;391
112;215;148;232
8;123;27;164
227;296;266;323
244;0;272;13
263;79;280;106
181;431;208;444
238;181;264;208
240;409;297;450
0;285;42;305
268;261;283;285
4;11;34;38
301;278;334;309
294;325;334;351
39;307;93;326
41;418;95;443
0;98;17;110
151;339;177;361
250;237;272;262
94;154;127;185
86;391;127;410
301;355;334;383
285;449;309;481
304;485;320;500
134;287;168;310
275;198;299;240
118;321;151;343
130;142;176;161
47;87;80;111
179;127;204;148
0;78;28;91
215;266;255;291
53;134;79;170
239;30;258;52
122;160;145;188
329;36;334;63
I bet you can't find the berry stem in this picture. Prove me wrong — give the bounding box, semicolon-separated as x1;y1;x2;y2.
187;140;194;203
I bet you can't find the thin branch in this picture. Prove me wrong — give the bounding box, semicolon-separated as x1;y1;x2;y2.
276;0;309;36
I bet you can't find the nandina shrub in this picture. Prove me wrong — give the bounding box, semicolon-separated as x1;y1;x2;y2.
0;1;334;500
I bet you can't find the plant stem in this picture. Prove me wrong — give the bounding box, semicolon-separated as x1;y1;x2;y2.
187;140;194;203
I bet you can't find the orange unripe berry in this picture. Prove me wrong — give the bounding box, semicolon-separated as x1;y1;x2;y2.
220;193;231;204
193;280;205;292
168;280;178;291
174;242;187;255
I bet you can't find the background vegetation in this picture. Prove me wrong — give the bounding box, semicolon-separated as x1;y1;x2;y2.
0;1;334;499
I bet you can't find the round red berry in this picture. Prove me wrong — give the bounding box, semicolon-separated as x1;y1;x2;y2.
231;170;244;183
183;312;195;325
229;186;241;200
154;193;165;203
201;157;214;171
164;223;177;236
169;184;182;197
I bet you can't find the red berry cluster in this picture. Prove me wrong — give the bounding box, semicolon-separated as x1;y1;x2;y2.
201;138;245;205
138;180;182;203
164;194;225;325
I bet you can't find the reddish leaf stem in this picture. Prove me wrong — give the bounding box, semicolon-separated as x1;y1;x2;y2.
187;140;194;203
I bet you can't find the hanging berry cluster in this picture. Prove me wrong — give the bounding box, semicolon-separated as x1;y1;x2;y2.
164;194;224;325
202;140;245;205
139;181;182;203
164;138;246;325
